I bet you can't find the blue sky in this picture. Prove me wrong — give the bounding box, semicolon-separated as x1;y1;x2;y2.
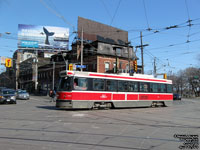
0;0;200;74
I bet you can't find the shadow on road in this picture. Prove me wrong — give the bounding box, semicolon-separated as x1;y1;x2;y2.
36;106;90;111
36;106;61;111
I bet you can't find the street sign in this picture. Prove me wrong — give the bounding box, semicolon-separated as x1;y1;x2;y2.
76;65;86;68
73;64;76;71
0;57;6;65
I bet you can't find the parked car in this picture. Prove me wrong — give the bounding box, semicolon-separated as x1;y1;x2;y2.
173;93;181;100
16;90;30;100
0;89;17;104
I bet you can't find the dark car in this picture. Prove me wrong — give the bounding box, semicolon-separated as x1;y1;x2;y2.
0;87;6;92
16;90;30;100
173;93;181;100
0;89;17;104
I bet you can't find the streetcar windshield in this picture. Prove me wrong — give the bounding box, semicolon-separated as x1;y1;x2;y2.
58;77;72;91
73;77;88;91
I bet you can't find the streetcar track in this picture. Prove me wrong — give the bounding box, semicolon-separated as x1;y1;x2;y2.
0;116;199;129
0;127;194;142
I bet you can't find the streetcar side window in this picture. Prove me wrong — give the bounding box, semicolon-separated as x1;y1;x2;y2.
167;84;172;93
128;81;138;92
93;79;105;91
160;84;167;93
139;82;149;92
150;83;167;93
106;80;117;91
73;77;88;91
158;84;161;93
118;81;128;92
150;83;158;93
58;77;72;91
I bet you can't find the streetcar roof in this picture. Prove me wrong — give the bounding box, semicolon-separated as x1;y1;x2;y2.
59;70;172;84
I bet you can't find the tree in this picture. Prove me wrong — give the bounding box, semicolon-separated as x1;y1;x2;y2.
169;67;200;97
184;67;200;97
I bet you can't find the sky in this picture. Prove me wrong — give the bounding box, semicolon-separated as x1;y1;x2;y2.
0;0;200;75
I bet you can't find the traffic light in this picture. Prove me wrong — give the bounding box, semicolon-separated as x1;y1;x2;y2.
163;73;167;79
5;58;12;68
69;64;73;71
133;60;137;72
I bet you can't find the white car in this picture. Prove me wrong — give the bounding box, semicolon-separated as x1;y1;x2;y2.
16;90;30;100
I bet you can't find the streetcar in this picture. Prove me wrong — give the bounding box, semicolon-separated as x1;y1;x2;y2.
56;70;173;109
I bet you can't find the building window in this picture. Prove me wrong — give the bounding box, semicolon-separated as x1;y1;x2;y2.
126;64;129;73
93;64;96;71
105;62;110;72
116;48;121;56
119;61;123;70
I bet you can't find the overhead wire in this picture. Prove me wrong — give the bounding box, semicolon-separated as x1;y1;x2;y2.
142;0;151;31
99;0;112;20
39;0;75;31
110;0;122;25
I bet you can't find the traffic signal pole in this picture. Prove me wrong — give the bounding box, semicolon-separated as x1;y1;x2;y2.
35;50;38;91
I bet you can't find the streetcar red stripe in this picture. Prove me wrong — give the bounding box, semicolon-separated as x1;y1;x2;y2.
72;92;112;100
57;92;72;100
113;94;125;100
57;92;173;101
139;94;173;100
127;94;138;100
89;73;167;82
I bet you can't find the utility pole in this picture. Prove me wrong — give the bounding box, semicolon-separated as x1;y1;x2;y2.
52;61;55;90
16;61;18;90
127;42;131;74
153;57;157;78
136;32;149;74
140;32;144;74
81;27;83;72
115;49;118;73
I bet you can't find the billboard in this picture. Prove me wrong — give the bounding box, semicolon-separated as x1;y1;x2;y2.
18;24;69;50
78;17;128;45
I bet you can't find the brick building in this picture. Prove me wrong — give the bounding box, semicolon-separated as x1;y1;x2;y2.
66;17;137;73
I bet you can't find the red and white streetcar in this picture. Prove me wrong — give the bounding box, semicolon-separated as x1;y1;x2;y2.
56;70;173;109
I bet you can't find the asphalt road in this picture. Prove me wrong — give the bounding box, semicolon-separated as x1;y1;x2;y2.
0;96;199;150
